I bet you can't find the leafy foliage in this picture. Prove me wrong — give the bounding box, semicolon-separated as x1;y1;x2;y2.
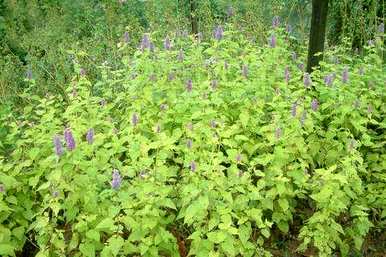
1;23;385;257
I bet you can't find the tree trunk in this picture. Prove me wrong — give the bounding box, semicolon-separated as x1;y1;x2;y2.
189;0;198;35
307;0;329;73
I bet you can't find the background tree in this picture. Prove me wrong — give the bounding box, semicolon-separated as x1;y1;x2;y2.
306;0;329;73
189;0;198;35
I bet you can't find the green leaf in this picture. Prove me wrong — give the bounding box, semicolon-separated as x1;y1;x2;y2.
207;231;227;244
278;198;289;211
96;218;115;232
0;244;15;256
86;230;100;242
79;242;95;257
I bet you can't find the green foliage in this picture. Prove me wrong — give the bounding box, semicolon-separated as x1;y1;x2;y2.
1;24;385;256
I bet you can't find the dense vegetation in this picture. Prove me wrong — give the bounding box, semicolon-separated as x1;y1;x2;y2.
0;1;385;257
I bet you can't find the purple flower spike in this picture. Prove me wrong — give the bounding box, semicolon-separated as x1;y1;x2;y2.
297;63;305;71
242;64;248;78
123;31;130;43
186;79;193;92
211;79;218;90
26;68;33;80
53;135;64;156
311;98;319;111
275;127;282;139
190;161;196;172
149;42;155;52
210;120;217;128
324;73;335;86
378;23;384;33
291;52;298;61
80;68;86;76
111;169;122;190
303;73;312;88
168;72;175;81
284;66;290;83
272;16;280;28
236;153;242;163
64;128;76;151
213;25;224;40
269;34;276;48
291;101;298;117
186;139;193;149
140;34;151;51
131;113;139;126
227;6;235;17
0;184;5;193
178;49;184;62
164;36;171;50
342;67;349;83
300;111;307;126
86;128;94;144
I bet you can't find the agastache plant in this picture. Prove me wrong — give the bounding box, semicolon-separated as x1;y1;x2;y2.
284;66;290;83
53;135;63;156
378;23;384;33
211;79;218;90
324;73;334;86
272;16;280;28
275;127;282;139
227;6;234;18
64;128;76;151
163;36;171;50
123;31;130;43
269;34;276;48
178;49;184;61
311;99;319;111
236;153;242;163
186;79;193;92
26;67;33;80
140;34;151;51
86;128;94;144
213;25;224;40
242;64;248;78
291;101;298;117
186;139;193;149
291;52;297;61
300;110;307;126
131;113;139;126
111;169;122;190
303;73;312;88
342;67;349;83
190;161;197;172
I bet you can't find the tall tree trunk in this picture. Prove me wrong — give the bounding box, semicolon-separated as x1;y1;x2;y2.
189;0;198;35
307;0;329;73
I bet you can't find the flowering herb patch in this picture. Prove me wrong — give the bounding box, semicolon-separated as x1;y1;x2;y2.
0;26;385;257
